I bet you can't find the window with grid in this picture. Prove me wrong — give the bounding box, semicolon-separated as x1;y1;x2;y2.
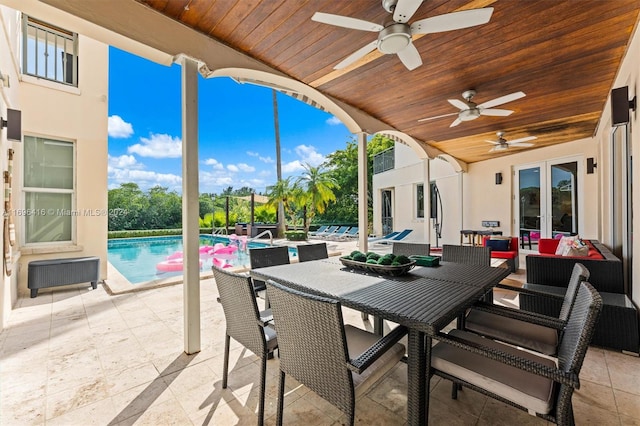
22;15;78;86
23;136;74;244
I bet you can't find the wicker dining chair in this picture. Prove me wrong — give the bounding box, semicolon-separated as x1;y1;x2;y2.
392;242;431;256
266;280;407;426
431;280;602;425
212;266;278;426
249;246;290;292
441;244;491;266
296;242;329;262
464;263;590;356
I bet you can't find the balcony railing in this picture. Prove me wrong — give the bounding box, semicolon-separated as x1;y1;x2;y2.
373;147;394;174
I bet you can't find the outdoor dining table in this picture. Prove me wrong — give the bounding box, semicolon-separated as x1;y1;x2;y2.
250;256;511;425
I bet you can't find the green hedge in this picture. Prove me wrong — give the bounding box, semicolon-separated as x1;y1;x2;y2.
285;230;307;241
108;228;214;239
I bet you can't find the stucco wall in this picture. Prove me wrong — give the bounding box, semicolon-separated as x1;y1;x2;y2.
15;34;109;297
0;6;22;328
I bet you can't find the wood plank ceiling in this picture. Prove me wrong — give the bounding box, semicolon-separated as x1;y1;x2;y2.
137;0;640;164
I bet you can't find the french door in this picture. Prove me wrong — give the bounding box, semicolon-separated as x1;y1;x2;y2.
381;189;393;236
515;157;583;249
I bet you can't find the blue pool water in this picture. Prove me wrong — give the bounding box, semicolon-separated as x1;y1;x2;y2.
108;235;297;284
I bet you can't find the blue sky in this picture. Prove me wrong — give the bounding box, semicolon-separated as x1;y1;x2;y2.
107;47;353;194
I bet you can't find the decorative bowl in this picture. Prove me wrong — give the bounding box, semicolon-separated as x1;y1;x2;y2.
339;256;415;276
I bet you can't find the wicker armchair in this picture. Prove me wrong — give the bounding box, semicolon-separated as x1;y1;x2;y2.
266;280;407;426
392;242;430;256
249;246;290;292
296;242;328;262
431;281;602;425
212;266;278;426
464;263;590;356
441;245;491;266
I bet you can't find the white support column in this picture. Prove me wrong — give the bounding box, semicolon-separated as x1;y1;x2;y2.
181;57;201;354
357;132;368;252
423;159;431;243
458;171;464;232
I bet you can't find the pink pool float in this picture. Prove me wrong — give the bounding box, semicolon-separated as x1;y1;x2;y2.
213;257;232;269
156;258;202;273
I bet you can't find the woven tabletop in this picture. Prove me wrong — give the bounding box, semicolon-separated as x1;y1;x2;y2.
251;258;510;334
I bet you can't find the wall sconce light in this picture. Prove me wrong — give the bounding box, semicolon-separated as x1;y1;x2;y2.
495;172;503;185
0;109;22;141
587;157;597;174
611;86;636;126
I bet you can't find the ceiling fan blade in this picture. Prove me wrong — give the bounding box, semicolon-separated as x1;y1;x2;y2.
397;43;422;70
477;91;526;109
417;112;458;122
393;0;423;23
334;40;378;69
508;136;537;144
480;108;514;117
410;7;493;35
312;12;383;32
484;140;499;145
450;117;462;127
508;142;534;148
448;99;469;110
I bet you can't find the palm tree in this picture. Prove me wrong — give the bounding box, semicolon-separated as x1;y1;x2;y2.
265;177;297;235
296;163;339;233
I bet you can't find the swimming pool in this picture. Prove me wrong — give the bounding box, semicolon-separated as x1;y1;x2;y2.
107;235;297;284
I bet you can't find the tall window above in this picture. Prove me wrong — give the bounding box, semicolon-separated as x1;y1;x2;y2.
24;136;74;244
416;184;424;218
22;15;78;86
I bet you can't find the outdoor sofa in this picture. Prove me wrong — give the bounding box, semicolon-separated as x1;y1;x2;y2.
522;238;639;354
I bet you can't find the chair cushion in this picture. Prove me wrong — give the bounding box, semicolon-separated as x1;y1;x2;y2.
465;309;559;355
344;325;406;398
490;251;518;260
432;329;557;415
264;325;278;352
486;239;510;251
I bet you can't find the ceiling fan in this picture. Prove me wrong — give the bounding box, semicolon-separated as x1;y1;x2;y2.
311;0;493;71
486;131;536;153
418;90;526;127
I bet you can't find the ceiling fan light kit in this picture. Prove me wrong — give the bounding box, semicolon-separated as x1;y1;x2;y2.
377;24;411;54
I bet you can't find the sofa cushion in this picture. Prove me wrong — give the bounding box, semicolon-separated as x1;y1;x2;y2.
486;239;510;251
538;238;560;254
555;235;580;255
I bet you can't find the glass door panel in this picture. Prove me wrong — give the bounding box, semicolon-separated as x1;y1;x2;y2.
518;167;542;249
381;190;393;236
550;162;578;237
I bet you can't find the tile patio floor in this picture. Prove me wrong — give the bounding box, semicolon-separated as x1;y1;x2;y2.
2;243;640;425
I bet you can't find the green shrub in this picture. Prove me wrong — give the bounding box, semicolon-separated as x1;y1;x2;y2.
108;228;216;239
285;230;307;241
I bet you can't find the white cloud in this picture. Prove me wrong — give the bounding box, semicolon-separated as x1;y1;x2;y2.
295;144;325;166
247;151;274;163
204;158;224;170
282;160;305;173
326;116;342;126
128;133;182;158
108;154;141;169
227;164;239;172
108;115;134;138
108;167;182;190
236;163;256;172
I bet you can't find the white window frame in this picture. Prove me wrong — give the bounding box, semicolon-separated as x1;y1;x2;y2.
22;135;76;246
21;14;78;87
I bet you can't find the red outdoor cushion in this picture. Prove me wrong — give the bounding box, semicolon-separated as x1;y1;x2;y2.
538;239;560;254
491;251;518;259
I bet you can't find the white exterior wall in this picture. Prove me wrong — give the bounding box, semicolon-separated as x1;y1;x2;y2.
596;22;640;305
0;6;108;325
0;6;22;328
